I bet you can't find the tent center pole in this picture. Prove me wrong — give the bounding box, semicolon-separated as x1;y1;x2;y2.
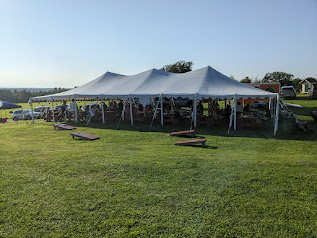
74;96;78;122
30;99;34;124
51;98;55;122
194;96;197;128
274;95;280;136
129;97;133;125
101;97;105;124
160;95;163;126
122;100;125;120
234;96;237;131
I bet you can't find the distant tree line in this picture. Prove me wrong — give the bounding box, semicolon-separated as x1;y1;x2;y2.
0;87;67;103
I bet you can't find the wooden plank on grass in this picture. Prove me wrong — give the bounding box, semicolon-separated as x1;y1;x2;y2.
170;130;195;137
53;124;76;130
71;132;99;140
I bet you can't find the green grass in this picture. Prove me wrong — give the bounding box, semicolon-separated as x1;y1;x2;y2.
1;96;317;237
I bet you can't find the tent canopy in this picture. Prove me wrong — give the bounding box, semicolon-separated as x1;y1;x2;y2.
31;66;277;101
0;101;22;109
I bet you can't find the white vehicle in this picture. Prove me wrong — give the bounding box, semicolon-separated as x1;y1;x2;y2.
280;86;296;99
12;109;40;121
34;106;52;118
55;104;70;112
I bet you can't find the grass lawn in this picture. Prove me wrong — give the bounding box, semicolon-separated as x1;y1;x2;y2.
0;96;317;237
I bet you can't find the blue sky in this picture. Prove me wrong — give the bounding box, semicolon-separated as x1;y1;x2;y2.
0;0;316;88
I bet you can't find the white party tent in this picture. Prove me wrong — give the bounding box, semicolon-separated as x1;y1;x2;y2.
30;66;281;134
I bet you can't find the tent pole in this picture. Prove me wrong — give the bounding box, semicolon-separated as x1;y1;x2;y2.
194;95;197;128
51;97;55;122
234;96;237;131
150;95;161;129
122;99;125;120
30;99;34;124
101;97;105;124
190;111;194;131
274;95;280;136
269;98;273;121
227;108;234;134
64;104;67;122
116;100;126;129
74;96;78;122
160;94;163;126
129;96;133;125
272;99;276;123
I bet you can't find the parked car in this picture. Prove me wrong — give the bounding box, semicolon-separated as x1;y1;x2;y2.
12;109;41;121
55;104;70;112
34;106;51;112
251;101;268;109
280;86;296;99
309;83;317;99
34;106;52;118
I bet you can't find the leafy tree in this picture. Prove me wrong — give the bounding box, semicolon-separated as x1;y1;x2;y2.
160;61;193;73
253;77;261;83
229;75;237;81
240;76;252;83
292;78;302;92
305;77;317;83
262;72;294;86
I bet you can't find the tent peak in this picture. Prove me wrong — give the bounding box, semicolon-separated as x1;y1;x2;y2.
103;71;125;77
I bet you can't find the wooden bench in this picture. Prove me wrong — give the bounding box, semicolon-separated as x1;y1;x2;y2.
170;130;195;137
53;124;77;130
71;132;99;140
174;139;206;147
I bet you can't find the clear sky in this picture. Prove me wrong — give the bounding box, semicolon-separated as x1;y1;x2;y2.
0;0;316;88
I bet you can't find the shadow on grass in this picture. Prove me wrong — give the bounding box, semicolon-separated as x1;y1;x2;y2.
292;95;316;101
176;145;218;149
64;118;317;142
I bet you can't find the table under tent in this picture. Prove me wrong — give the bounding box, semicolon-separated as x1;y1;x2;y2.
30;66;281;135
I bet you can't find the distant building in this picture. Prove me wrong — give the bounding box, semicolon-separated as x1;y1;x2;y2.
300;78;317;94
